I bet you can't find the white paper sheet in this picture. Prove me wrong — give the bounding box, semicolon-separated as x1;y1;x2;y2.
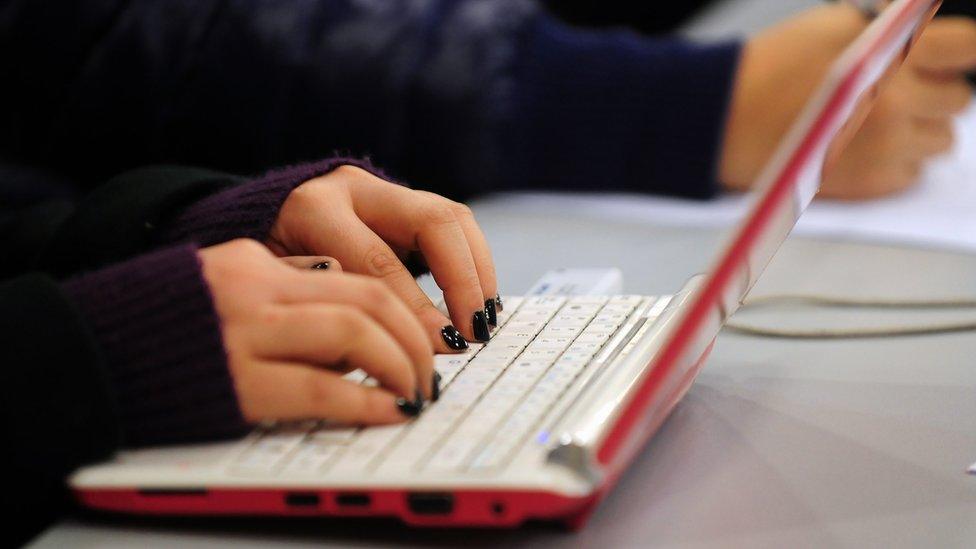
491;102;976;253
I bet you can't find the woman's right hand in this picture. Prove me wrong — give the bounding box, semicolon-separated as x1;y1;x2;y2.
721;5;976;199
198;239;435;425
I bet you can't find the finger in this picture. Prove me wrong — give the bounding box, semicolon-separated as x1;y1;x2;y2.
821;131;917;200
247;304;418;400
869;162;921;197
279;256;342;272
278;271;434;384
909;17;976;72
907;117;955;159
415;212;488;335
237;361;408;424
439;197;500;312
350;180;491;338
306;210;473;352
899;74;973;119
864;148;924;196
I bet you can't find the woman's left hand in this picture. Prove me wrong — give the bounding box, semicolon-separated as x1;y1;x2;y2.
267;165;499;352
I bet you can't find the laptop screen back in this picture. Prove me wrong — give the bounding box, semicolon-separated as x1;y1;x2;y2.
720;0;940;318
643;0;940;427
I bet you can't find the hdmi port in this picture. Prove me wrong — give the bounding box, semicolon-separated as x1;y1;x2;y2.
407;492;454;515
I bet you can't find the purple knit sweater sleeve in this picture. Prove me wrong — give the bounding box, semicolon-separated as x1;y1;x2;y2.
164;157;383;246
60;158;387;447
62;244;247;446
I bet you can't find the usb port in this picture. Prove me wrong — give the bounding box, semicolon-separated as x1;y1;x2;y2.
335;493;371;507
284;492;320;507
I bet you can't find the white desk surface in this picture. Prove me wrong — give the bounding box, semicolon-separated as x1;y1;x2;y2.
32;205;976;549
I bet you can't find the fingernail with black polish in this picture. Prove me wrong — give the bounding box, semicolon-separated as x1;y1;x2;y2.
396;390;425;417
395;397;421;417
494;294;504;312
440;325;468;351
473;310;491;342
432;371;442;402
311;261;330;270
484;298;498;327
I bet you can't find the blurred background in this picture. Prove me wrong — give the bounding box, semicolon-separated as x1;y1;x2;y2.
474;0;976;256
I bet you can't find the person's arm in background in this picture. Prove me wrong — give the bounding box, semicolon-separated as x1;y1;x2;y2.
0;0;737;202
2;2;973;206
721;5;976;199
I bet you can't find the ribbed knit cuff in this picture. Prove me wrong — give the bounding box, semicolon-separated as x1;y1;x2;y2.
62;244;247;446
504;16;742;199
163;157;384;246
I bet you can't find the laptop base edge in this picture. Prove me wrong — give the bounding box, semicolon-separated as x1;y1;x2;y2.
74;487;595;528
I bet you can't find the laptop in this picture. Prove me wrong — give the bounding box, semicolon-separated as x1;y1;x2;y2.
70;0;941;529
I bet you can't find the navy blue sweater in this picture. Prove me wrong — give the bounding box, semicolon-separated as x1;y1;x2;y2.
0;0;740;203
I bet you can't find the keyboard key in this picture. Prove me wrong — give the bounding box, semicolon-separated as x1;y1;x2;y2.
283;442;341;474
479;339;527;355
427;437;483;472
307;425;358;444
593;312;630;324
609;295;644;305
521;296;566;309
508;359;550;375
531;336;573;349
587;321;625;333
567;340;604;355
375;444;429;474
504;319;546;330
500;296;523;312
566;295;609;304
435;354;473;369
434;355;470;384
330;424;404;473
559;351;597;362
541;324;584;337
550;359;587;376
523;346;562;358
551;314;592;326
231;422;313;474
575;330;614;343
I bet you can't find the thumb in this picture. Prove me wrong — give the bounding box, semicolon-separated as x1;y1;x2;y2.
910;17;976;73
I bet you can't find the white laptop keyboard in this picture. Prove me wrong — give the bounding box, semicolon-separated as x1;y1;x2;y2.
229;294;671;477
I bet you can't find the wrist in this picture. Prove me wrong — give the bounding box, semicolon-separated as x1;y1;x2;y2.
62;244;248;446
718;5;868;191
718;38;763;191
268;161;398;254
164;157;383;248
